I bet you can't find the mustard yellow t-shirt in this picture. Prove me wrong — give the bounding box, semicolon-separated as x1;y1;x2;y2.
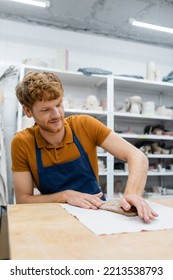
11;114;111;190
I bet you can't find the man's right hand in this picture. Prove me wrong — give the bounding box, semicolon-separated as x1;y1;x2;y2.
63;190;104;209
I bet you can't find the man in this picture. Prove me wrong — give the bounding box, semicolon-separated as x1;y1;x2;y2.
11;71;158;222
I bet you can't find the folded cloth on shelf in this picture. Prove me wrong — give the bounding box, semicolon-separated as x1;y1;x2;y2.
77;67;112;76
162;70;173;83
115;74;144;79
100;199;138;216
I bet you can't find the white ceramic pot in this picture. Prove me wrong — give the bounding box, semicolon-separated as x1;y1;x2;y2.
142;101;155;115
129;96;142;114
146;61;156;80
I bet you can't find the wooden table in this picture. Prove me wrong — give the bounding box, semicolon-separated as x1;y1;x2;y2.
7;198;173;260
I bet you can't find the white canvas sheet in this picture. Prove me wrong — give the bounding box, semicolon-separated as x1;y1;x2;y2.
60;201;173;235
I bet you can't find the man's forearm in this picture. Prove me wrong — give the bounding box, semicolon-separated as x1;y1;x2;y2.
124;151;148;196
16;190;69;204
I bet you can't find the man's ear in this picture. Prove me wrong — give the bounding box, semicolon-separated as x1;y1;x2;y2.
22;105;33;118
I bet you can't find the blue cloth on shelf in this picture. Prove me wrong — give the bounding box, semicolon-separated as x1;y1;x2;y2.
115;74;144;79
77;67;112;76
162;70;173;83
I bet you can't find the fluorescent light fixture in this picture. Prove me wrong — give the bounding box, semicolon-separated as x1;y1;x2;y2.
130;18;173;34
9;0;50;8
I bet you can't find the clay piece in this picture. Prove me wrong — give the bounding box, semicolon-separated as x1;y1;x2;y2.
100;199;138;216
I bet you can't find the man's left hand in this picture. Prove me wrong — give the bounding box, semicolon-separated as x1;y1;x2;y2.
120;194;158;222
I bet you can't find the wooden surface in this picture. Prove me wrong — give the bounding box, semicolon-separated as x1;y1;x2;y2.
7;198;173;260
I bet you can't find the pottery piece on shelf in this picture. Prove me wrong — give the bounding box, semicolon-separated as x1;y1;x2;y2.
142;101;155;115
83;95;103;111
118;98;131;112
155;105;173;117
151;142;169;154
129;95;142;114
23;58;48;67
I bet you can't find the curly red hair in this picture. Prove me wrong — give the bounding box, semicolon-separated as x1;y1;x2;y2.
16;71;64;108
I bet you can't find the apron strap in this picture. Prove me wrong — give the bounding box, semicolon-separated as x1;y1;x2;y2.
35;131;86;169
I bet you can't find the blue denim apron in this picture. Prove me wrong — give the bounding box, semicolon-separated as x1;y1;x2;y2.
36;132;106;200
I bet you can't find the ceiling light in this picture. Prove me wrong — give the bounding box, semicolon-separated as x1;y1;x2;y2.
9;0;50;8
130;18;173;34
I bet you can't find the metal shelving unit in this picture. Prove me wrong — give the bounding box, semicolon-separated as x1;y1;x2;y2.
113;76;173;197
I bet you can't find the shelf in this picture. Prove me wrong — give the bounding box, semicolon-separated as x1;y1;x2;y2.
147;154;173;159
99;172;107;176
118;133;173;141
65;108;107;113
148;171;173;176
65;108;107;118
114;171;128;176
114;76;173;94
21;64;108;87
97;152;107;157
143;193;173;199
114;111;173;121
114;171;173;176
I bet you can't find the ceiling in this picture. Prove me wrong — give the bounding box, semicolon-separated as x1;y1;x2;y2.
0;0;173;48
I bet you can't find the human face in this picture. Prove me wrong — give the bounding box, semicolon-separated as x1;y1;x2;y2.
30;97;65;134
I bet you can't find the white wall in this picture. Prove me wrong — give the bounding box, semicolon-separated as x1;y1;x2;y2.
0;18;173;202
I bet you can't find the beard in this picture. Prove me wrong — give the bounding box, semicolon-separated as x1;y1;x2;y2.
38;117;64;134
